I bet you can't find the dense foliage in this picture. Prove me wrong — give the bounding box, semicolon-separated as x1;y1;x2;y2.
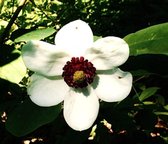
0;0;168;143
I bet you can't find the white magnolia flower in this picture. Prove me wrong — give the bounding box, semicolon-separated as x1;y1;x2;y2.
22;20;133;131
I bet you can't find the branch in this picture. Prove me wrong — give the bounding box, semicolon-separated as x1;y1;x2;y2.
0;0;28;44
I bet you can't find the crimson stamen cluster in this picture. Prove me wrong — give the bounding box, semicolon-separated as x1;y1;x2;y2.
62;57;96;88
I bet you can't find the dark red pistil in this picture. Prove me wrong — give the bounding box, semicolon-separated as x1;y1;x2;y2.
62;57;96;88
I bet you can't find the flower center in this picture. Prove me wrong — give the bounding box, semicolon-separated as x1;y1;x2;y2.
62;57;96;88
73;70;85;83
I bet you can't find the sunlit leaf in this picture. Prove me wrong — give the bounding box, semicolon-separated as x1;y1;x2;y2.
6;98;61;137
0;54;26;84
139;87;160;102
124;23;168;56
14;27;56;42
155;112;168;116
94;35;102;41
164;105;168;110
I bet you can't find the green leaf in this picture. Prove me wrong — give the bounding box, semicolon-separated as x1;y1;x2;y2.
154;112;168;116
124;22;168;56
14;27;56;42
6;98;61;137
0;55;26;84
139;87;160;101
164;105;168;110
94;35;102;41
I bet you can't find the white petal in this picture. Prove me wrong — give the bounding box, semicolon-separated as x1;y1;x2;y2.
28;74;69;107
86;36;129;70
63;87;99;131
94;69;132;102
22;40;70;76
55;20;93;57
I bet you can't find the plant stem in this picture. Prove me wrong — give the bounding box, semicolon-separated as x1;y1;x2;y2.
0;0;28;44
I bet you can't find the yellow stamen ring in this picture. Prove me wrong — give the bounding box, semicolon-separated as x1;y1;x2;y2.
73;70;86;83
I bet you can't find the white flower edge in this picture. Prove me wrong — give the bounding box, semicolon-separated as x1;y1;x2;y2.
22;20;129;77
28;73;69;106
94;68;133;102
22;40;70;76
85;36;129;70
55;20;94;57
22;20;94;77
63;87;99;131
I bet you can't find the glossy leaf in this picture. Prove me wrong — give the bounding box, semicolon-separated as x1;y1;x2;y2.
139;87;160;101
155;112;168;116
164;105;168;110
121;54;168;76
0;55;26;84
124;23;168;56
6;98;61;137
14;27;56;42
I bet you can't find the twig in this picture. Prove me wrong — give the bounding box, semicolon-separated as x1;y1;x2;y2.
0;0;28;44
